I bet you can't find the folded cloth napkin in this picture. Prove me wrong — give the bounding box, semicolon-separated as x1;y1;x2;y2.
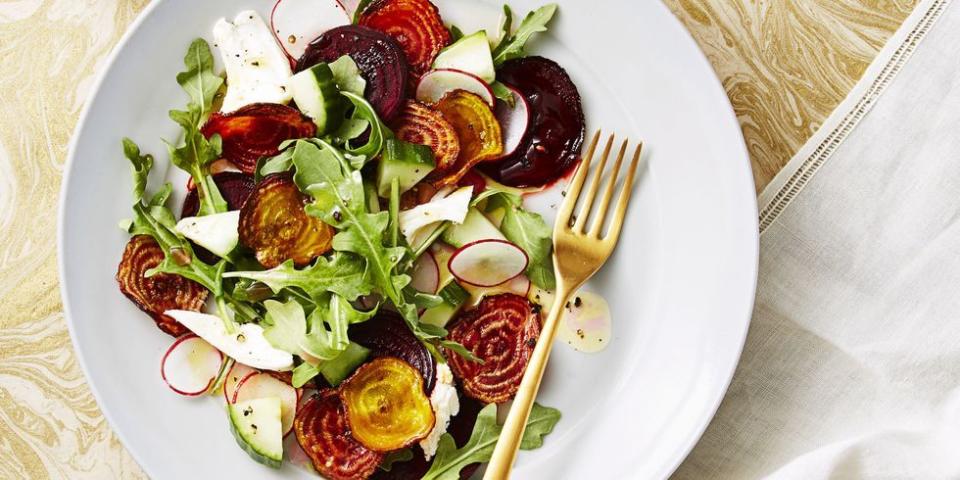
674;0;960;478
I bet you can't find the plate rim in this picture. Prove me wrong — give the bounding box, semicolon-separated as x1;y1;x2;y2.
57;1;759;478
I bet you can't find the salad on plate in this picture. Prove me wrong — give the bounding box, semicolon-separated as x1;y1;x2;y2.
115;0;600;477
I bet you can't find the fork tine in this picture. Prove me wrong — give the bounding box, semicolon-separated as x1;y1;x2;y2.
573;134;615;232
558;130;601;228
589;139;629;237
605;143;642;244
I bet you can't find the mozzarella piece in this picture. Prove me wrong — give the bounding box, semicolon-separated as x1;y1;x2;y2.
213;11;293;113
174;211;240;258
399;186;473;244
420;363;461;459
165;310;294;371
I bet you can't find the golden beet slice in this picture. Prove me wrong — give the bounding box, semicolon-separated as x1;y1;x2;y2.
391;101;460;173
295;391;383;480
339;357;435;452
239;173;333;269
446;293;541;404
116;235;208;337
426;90;503;188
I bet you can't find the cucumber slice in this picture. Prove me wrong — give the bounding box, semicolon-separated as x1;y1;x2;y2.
319;342;371;386
432;31;496;83
287;62;348;134
438;281;469;308
420;301;461;328
228;397;284;468
441;208;506;248
376;139;436;197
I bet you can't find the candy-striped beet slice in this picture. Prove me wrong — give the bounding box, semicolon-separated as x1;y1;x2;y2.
116;235;208;337
446;293;541;403
391;101;460;173
295;391;383;480
359;0;451;76
201;103;316;175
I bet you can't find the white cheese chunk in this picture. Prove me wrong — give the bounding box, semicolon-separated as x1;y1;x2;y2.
420;363;461;459
399;186;473;244
174;211;240;258
165;310;294;371
213;11;293;113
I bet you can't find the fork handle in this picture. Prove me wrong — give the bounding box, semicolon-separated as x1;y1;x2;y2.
484;285;573;480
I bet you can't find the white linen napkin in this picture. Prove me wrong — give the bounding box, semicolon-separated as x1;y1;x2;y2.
674;0;960;478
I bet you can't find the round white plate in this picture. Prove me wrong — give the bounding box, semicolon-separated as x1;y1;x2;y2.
59;0;758;478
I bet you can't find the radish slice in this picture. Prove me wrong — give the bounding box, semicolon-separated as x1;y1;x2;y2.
161;335;225;396
416;69;495;108
448;239;529;287
271;0;351;60
494;83;530;158
411;251;441;293
505;274;532;297
223;363;259;404
233;372;301;436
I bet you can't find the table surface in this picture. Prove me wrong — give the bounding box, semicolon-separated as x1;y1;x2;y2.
0;0;914;478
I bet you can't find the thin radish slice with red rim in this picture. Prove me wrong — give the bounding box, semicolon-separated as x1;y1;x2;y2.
494;83;530;158
233;372;301;437
416;69;495;108
271;0;351;60
223;363;259;404
161;335;225;396
448;239;529;287
505;274;532;297
411;251;440;293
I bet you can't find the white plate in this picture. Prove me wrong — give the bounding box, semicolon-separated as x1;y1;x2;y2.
59;1;758;478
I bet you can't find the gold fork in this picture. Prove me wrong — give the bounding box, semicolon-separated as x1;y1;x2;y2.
484;131;643;479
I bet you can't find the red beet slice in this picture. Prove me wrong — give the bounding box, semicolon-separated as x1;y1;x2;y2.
180;172;256;218
201;103;316;175
358;0;451;77
295;390;383;480
116;235;208;337
480;57;586;188
349;311;436;394
297;25;409;121
446;293;541;404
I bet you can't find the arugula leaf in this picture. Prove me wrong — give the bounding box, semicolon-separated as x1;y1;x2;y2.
422;403;561;480
380;449;414;471
496;5;514;48
123;138;153;203
167;39;227;217
448;25;465;43
148;182;173;207
490;81;516;107
500;206;556;290
352;0;374;23
263;299;307;355
342;91;392;159
329;55;367;96
492;4;558;66
300;294;376;360
223;254;373;301
176;39;223;117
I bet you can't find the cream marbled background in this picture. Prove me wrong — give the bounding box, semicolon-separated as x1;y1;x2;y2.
0;0;914;478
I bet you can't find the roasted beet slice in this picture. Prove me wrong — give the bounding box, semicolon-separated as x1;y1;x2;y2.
297;25;409;121
350;311;437;394
340;357;436;452
480;57;586;188
370;394;483;480
201;103;316;175
425;91;503;188
238;173;334;269
116;235;208;337
295;390;383;480
180;172;256;218
391;101;460;173
446;293;541;404
358;0;451;77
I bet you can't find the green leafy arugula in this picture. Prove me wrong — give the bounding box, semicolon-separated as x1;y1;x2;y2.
224;254;373;301
166;39;227;217
422;403;561;480
492;4;559;67
329;55;367;96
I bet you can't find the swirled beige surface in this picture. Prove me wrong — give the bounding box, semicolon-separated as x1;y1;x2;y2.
0;0;911;478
